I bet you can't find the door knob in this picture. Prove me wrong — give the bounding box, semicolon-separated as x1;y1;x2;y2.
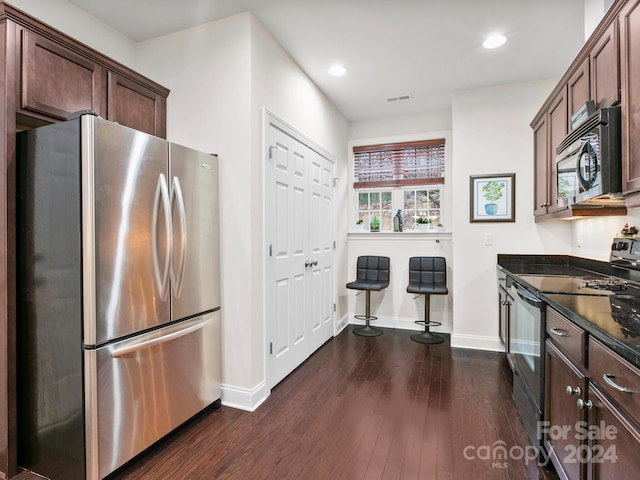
305;260;310;268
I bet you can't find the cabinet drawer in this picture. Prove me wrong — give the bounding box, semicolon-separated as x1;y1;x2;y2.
589;337;640;425
546;307;586;366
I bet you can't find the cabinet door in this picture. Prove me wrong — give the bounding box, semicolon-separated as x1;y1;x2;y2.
107;72;167;138
533;113;549;217
620;0;640;193
568;59;590;120
545;341;587;480
20;30;105;120
547;89;568;214
587;385;640;480
591;21;620;109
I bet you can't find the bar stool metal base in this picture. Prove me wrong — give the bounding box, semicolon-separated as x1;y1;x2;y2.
353;314;383;337
352;290;383;336
410;293;444;344
410;329;444;344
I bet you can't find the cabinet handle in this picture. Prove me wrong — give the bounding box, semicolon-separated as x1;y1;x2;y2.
565;385;581;396
501;300;510;305
603;373;633;393
576;399;593;410
550;327;567;337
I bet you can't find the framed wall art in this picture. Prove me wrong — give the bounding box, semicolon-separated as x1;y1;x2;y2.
470;173;515;223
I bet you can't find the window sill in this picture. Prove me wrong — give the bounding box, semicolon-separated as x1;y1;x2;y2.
348;231;452;240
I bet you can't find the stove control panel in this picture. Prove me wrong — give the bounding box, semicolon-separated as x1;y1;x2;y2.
611;237;640;270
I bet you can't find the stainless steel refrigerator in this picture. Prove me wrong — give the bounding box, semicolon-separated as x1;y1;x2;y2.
16;113;221;480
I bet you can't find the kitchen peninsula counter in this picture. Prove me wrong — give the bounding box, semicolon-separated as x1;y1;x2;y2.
498;254;640;369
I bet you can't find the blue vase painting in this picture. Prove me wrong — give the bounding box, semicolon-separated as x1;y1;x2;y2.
481;181;505;215
484;203;498;215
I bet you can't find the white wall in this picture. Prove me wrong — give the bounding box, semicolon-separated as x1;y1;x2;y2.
584;0;615;40
451;80;573;351
349;110;452;140
569;210;640;260
9;0;136;67
346;234;453;333
136;13;349;410
346;111;453;332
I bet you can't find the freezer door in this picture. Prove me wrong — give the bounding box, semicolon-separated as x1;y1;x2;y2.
169;143;220;320
84;116;171;345
84;311;221;479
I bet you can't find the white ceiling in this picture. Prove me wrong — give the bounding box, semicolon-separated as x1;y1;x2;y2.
67;0;586;121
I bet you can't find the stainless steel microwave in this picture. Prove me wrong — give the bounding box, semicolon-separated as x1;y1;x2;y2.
555;106;622;207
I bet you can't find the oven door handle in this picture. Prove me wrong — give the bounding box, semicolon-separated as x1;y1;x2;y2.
512;283;542;308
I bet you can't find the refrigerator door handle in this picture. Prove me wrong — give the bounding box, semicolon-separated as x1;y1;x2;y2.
110;316;210;358
172;176;188;298
152;173;172;300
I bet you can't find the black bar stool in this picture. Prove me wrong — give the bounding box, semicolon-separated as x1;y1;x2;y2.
346;256;390;336
407;256;447;344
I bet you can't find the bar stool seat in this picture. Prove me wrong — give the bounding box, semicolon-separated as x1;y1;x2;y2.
407;256;447;344
346;256;390;337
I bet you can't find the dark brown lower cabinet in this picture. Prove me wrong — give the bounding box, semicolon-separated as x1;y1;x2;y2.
587;384;640;480
544;311;640;480
545;340;587;480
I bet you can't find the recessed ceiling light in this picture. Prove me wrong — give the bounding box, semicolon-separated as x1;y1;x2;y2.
483;34;507;49
328;65;347;76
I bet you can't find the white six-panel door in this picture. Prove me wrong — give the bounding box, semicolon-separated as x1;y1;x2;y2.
266;114;335;390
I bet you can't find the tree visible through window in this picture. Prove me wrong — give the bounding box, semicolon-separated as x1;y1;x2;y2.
403;188;441;230
358;191;392;231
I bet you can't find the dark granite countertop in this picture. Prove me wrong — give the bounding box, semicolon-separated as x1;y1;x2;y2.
541;293;640;367
497;254;640;369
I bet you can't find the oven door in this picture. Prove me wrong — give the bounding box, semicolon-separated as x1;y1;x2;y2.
508;282;545;412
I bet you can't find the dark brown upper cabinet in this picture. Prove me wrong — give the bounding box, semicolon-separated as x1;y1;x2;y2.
107;72;167;137
620;0;640;196
530;1;630;221
20;30;106;120
591;21;620;109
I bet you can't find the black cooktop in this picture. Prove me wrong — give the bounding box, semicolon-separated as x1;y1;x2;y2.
516;273;640;296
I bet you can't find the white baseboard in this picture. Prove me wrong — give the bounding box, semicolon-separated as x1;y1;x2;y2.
348;314;452;334
450;333;506;352
220;382;268;412
335;313;350;335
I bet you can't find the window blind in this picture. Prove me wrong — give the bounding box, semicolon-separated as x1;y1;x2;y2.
353;139;445;189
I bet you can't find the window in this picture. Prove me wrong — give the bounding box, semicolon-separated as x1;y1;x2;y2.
403;188;442;230
358;191;392;230
353;139;446;232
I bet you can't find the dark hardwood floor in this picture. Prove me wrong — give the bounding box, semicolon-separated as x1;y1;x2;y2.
16;327;559;480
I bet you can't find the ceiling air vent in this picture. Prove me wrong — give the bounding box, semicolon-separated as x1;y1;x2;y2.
386;94;413;103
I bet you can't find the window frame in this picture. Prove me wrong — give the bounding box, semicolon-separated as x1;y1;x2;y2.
354;185;445;232
350;134;449;234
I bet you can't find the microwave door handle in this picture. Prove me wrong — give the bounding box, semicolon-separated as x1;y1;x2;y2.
577;142;599;190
